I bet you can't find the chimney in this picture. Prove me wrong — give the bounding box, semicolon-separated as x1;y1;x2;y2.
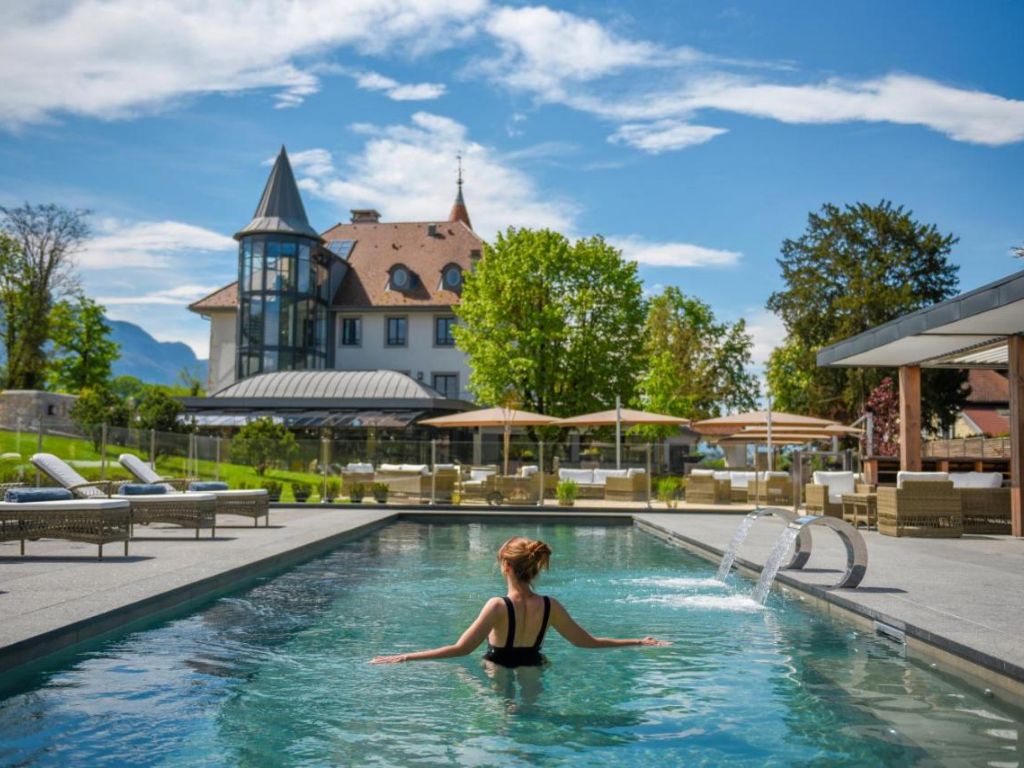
350;209;381;224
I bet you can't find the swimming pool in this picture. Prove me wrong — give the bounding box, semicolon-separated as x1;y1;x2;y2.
0;521;1020;766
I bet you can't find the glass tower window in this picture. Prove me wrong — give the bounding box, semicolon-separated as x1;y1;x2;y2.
236;234;330;379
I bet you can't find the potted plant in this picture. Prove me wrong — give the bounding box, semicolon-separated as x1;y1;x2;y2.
292;481;312;503
260;479;282;502
657;477;681;509
325;477;342;503
348;482;365;504
556;479;578;507
372;482;390;504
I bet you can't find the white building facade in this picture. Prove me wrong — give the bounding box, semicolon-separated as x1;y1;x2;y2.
189;147;479;402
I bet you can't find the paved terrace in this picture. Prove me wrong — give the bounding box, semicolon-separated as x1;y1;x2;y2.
1;506;1023;704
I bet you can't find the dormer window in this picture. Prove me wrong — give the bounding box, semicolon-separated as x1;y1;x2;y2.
389;264;417;292
440;264;463;292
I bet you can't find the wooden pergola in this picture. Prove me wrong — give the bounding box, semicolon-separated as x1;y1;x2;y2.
817;269;1024;536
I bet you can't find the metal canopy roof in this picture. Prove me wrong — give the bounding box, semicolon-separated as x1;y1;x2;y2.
817;269;1024;369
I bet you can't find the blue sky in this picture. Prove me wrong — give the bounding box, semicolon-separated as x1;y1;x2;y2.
0;0;1021;366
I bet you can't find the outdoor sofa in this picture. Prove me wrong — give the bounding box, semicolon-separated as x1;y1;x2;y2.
557;467;647;500
119;453;270;526
876;471;962;538
374;463;458;502
31;453;218;538
686;469;731;504
0;488;131;559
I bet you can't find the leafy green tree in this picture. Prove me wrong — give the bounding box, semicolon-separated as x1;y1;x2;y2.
766;201;969;424
136;386;187;433
455;228;646;416
70;387;130;449
0;204;87;389
47;296;120;392
231;417;298;476
636;288;758;430
110;375;148;401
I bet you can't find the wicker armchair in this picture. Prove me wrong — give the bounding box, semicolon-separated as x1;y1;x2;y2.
957;487;1011;534
751;475;794;506
605;472;648;502
877;481;962;538
685;474;731;504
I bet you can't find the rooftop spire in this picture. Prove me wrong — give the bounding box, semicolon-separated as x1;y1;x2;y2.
235;146;321;241
448;153;472;230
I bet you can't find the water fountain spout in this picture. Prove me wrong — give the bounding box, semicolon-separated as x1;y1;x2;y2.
716;507;810;581
753;515;868;603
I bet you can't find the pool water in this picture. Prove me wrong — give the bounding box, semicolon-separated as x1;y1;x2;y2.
0;522;1021;766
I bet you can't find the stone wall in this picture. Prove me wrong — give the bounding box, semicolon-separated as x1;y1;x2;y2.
0;390;78;431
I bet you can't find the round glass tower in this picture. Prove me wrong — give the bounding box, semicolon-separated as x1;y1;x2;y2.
234;147;331;378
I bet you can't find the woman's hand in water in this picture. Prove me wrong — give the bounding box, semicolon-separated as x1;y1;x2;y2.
370;654;408;664
638;637;671;646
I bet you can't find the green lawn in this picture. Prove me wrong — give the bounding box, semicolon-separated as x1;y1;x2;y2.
0;430;331;503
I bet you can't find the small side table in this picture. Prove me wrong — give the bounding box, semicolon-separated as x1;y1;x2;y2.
841;492;877;530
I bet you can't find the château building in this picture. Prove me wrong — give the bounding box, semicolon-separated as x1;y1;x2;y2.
189;147;480;403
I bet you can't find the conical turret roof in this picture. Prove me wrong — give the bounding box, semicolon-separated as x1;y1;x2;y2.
448;159;472;230
235;146;322;241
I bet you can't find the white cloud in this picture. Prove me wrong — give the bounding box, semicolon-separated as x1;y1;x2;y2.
608;121;727;153
80;220;235;270
0;0;482;127
280;148;335;178
609;236;741;268
96;285;220;306
297;112;578;239
742;308;787;366
354;70;446;101
474;7;1024;150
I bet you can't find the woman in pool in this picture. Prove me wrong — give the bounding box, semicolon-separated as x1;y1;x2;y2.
371;536;669;667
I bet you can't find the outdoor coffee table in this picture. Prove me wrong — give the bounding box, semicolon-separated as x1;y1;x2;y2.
841;492;877;530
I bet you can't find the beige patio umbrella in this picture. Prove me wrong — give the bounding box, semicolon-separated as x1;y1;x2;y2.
554;405;690;469
691;410;837;436
420;407;559;475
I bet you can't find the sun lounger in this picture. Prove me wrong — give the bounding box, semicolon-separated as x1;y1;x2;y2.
0;494;131;559
31;453;217;538
118;453;269;527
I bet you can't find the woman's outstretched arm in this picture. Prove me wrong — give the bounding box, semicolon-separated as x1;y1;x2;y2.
371;598;503;664
549;598;670;648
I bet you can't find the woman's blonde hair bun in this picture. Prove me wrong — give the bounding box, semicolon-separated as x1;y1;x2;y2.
497;536;552;583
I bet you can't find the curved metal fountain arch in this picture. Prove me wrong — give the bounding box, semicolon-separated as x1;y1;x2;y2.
786;514;868;589
716;507;811;581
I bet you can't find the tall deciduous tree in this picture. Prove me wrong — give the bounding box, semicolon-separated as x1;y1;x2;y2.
231;417;298;476
766;201;969;425
455;228;646;415
0;204;87;390
637;288;759;426
47;296;120;392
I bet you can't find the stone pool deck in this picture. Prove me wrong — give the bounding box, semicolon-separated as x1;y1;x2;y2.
1;506;1023;704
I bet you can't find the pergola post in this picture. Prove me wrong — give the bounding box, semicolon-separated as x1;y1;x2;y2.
898;365;922;471
1009;335;1024;537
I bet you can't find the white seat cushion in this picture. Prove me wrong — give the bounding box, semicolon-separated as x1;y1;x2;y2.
399;464;430;475
114;492;217;503
949;471;1003;489
690;469;715;477
811;471;856;504
379;463;402;472
470;468;496;482
119;453;161;484
31;453;105;498
626;468;646;478
559;468;595;484
729;471;755;489
896;471;949;489
0;498;130;512
207;489;268;498
520;465;539;478
345;462;374;473
712;471;730;481
593;469;628;485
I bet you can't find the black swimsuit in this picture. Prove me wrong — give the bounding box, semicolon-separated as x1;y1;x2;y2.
483;596;551;669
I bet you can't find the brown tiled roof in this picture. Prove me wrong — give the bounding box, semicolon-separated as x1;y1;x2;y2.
962;407;1009;436
966;369;1008;404
324;219;481;309
189;282;239;313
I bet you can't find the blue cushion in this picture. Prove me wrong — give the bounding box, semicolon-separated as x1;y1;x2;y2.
118;483;168;496
188;481;229;492
5;487;74;503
